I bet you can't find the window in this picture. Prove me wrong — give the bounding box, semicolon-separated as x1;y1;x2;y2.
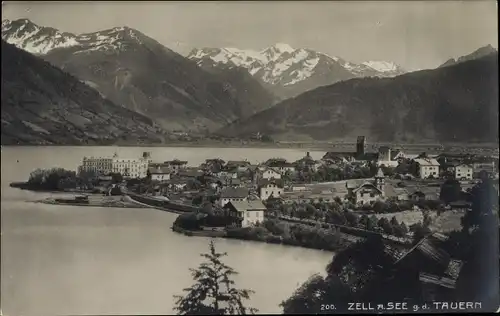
370;192;375;197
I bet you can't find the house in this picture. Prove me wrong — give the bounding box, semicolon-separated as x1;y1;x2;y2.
395;233;463;301
349;182;384;205
472;158;497;176
268;161;296;174
229;178;242;188
454;164;473;180
226;160;251;172
148;166;171;182
224;200;267;228
409;191;426;202
391;149;408;162
406;187;440;201
347;168;386;205
165;179;188;192
259;167;281;180
178;169;204;179
217;167;238;179
165;159;188;173
258;179;284;200
413;158;440;179
219;187;249;206
376;146;399;167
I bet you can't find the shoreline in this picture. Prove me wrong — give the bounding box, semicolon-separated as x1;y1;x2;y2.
2;142;499;151
32;198;148;209
171;224;340;253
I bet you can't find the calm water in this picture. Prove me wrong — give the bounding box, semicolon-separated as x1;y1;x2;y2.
1;146;332;315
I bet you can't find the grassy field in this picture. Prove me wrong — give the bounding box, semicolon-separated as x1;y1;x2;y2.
429;210;465;233
372;209;464;233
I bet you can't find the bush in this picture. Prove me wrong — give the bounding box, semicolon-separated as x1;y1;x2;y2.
28;168;77;191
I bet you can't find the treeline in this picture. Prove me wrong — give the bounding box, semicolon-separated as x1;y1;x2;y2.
225;219;351;252
274;200;432;240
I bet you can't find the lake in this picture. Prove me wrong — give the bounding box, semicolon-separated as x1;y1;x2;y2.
1;146;332;315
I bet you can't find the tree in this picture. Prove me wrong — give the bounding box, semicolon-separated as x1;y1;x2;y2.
192;195;204;206
409;222;431;244
280;274;329;314
366;215;378;232
110;172;123;184
439;179;462;204
173;240;258;315
373;201;387;213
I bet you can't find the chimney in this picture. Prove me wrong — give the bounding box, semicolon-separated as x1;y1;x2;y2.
306;152;311;158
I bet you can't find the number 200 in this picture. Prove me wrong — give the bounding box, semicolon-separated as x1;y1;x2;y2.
321;304;336;310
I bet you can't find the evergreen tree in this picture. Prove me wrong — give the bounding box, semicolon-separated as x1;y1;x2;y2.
173;240;258;315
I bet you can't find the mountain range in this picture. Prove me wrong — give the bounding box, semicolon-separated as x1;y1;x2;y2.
1;18;497;145
1;40;167;145
1;19;276;132
188;43;406;99
219;53;498;143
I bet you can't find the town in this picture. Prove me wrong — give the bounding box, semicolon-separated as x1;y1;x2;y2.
37;136;493;245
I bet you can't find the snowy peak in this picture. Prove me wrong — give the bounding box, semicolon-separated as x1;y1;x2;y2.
188;43;406;97
1;18;79;54
268;43;295;53
1;19;150;55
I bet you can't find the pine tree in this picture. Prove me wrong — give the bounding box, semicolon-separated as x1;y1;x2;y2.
173;240;258;315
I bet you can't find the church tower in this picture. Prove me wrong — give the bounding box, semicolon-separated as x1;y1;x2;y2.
374;167;386;196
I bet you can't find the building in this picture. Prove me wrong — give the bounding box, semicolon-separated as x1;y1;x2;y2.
148;166;171;181
356;136;366;158
80;153;149;178
111;154;149;178
259;167;282;180
472;160;497;176
395;233;463;302
258;179;284;200
81;156;114;175
376;146;399;167
347;168;386;205
226;161;251;172
454;164;473;180
323;136;379;162
219;187;249;206
268;161;296;174
225;200;267;228
413;158;440;179
165;159;188;173
351;182;384;205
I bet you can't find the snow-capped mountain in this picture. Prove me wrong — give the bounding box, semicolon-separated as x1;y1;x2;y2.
1;18;155;56
1;19;276;132
188;43;406;99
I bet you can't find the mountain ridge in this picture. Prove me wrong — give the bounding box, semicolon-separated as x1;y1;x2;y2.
1;18;276;132
188;43;406;99
218;53;498;143
439;44;497;68
1;40;168;145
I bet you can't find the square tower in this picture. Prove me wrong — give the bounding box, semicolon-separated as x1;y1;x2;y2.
356;136;366;158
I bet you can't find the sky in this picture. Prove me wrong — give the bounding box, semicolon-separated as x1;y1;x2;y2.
2;1;498;71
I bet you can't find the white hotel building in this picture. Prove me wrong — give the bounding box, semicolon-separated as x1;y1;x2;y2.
80;153;149;178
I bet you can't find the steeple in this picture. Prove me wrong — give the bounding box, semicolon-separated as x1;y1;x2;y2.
376;167;385;179
374;167;386;195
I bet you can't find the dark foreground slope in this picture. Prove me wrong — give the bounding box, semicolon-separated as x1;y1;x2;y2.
219;53;498;143
1;40;167;145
